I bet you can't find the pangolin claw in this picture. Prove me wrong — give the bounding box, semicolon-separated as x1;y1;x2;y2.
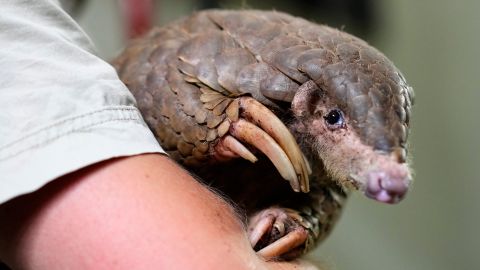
239;97;310;192
216;97;311;192
249;214;276;247
231;120;300;192
249;207;310;260
221;135;258;163
257;229;308;259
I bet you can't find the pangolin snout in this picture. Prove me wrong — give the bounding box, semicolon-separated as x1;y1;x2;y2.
364;170;410;204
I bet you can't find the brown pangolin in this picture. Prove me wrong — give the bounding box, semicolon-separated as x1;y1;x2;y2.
113;9;414;260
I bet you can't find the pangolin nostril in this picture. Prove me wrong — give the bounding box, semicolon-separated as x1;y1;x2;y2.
365;172;409;204
380;177;408;196
366;171;383;194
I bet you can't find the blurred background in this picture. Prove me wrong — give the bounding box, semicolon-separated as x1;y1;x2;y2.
67;0;480;269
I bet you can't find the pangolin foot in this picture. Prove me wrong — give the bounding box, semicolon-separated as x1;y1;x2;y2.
213;97;311;192
248;207;312;260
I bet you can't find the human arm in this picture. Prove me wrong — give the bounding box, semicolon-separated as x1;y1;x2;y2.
0;154;318;269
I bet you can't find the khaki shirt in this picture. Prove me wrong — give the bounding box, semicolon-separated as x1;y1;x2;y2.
0;0;164;204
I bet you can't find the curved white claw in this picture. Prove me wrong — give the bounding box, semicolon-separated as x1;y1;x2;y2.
231;120;300;191
239;97;310;192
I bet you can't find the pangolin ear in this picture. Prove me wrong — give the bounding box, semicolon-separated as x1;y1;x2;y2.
291;80;321;118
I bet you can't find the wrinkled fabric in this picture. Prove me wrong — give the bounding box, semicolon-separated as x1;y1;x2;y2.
0;0;164;204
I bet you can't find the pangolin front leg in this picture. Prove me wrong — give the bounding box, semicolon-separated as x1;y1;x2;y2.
204;95;319;258
248;183;345;260
212;96;311;193
248;207;309;259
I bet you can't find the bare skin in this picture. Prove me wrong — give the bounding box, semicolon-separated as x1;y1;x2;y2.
0;154;318;270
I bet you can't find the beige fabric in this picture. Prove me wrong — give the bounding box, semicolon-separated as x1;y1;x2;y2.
0;0;164;204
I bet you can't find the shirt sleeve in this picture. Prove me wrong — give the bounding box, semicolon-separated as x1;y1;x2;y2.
0;0;164;204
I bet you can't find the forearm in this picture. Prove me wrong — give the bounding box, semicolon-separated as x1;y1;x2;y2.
0;154;253;269
0;154;318;269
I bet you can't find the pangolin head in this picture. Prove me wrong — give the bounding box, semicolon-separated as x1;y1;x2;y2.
290;36;414;204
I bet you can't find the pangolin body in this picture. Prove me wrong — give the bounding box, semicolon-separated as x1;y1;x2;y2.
113;10;414;260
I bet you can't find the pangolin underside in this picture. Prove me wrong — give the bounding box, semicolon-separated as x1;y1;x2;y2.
113;9;414;260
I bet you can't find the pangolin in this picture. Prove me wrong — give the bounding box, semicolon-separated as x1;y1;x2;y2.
113;9;414;260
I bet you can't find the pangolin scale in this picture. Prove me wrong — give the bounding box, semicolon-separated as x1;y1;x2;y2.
113;9;414;260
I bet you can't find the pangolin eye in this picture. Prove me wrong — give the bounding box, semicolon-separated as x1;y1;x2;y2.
324;109;344;128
